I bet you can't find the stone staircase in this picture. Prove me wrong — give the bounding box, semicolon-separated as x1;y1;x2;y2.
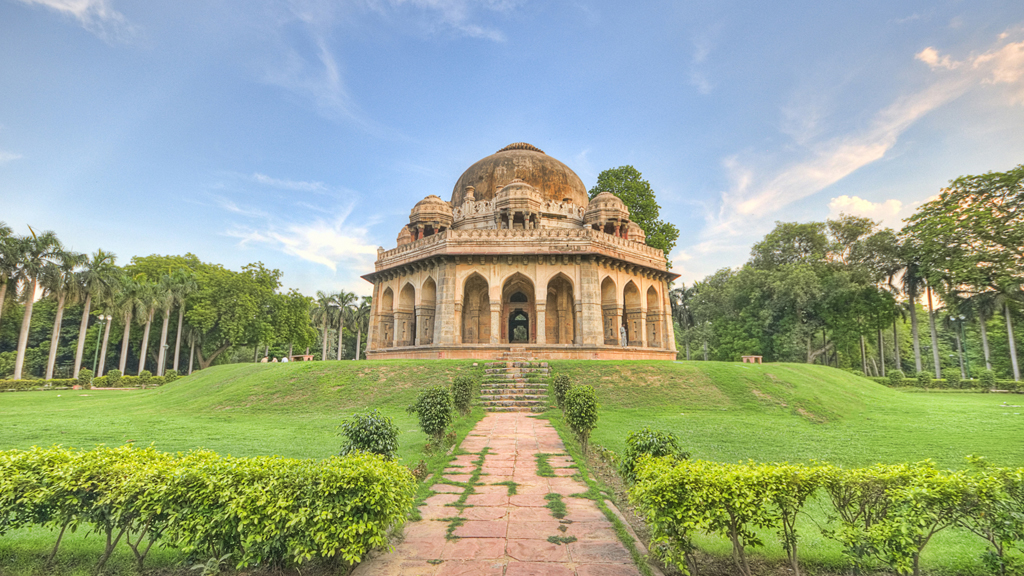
480;348;550;412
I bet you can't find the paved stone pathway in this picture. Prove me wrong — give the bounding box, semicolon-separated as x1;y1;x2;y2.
353;412;642;576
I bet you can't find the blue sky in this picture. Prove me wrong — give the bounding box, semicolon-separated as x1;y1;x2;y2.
2;0;1023;296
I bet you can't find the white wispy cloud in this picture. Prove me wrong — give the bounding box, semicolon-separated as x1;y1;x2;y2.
827;195;919;231
0;150;23;163
228;212;379;273
251;172;331;193
370;0;522;41
674;31;1024;284
16;0;136;41
689;35;715;95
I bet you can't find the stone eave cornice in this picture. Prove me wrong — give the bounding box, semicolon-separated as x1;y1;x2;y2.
361;228;680;283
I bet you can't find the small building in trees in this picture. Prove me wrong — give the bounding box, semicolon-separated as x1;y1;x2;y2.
362;143;677;360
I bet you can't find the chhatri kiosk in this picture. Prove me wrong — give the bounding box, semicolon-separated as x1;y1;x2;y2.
362;143;678;360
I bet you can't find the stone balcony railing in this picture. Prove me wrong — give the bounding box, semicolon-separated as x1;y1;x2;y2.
374;227;668;273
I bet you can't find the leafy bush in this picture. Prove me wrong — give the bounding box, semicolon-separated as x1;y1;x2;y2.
407;385;454;440
916;371;932;388
106;369;122;386
563;385;599;453
888;370;905;387
620;427;689;484
946;370;962;389
0;446;415;570
149;376;165;387
164;369;179;383
552;374;572;409
339;409;399;460
77;368;94;388
138;370;152;386
451;375;475;415
980;369;997;390
92;376;108;388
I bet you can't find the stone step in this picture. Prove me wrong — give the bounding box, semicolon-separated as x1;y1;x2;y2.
485;406;546;413
480;395;547;402
481;386;548;393
480;399;547;408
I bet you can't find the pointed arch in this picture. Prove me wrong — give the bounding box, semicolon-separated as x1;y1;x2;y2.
546;273;576;345
502;273;536;344
461;273;490;344
377;287;395;349
396;283;416;346
623;281;642;346
601;276;619;345
647;285;662;348
419;277;437;345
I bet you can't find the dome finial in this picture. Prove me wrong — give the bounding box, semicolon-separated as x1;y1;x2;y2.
497;142;545;154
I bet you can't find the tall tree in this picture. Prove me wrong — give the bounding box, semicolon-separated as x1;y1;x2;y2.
588;165;680;259
72;250;118;378
0;222;17;331
170;269;198;373
154;274;177;375
348;296;372;361
1005;299;1021;381
39;249;86;379
311;290;335;361
669;284;695;360
115;276;141;374
136;281;158;375
333;290;357;360
13;228;63;380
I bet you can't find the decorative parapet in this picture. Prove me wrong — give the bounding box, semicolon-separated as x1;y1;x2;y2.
373;227;669;274
453;199;495;222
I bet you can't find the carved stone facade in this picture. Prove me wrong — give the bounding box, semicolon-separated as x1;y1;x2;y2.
363;143;678;360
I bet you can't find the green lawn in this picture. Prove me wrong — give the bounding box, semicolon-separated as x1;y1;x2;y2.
1;358;1022;575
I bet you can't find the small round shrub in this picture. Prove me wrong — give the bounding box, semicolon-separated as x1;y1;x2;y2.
106;369;122;386
92;375;108;388
77;368;94;388
946;370;962;389
138;370;152;386
339;408;400;460
888;369;905;387
150;376;166;387
451;375;475;415
916;371;933;388
620;427;689;484
564;385;599;453
980;369;997;391
164;369;179;383
407;385;454;440
552;374;572;409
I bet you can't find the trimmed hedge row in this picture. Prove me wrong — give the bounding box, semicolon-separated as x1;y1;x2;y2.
630;458;1024;576
0;374;172;392
870;376;1020;392
0;446;415;570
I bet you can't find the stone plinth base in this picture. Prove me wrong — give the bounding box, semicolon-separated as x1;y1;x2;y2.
366;345;677;361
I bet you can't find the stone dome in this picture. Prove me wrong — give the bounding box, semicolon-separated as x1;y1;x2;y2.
584;191;630;226
451;143;589;208
410;194;453;225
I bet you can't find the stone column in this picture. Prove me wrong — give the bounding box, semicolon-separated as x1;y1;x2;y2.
535;302;546;345
579;258;602;346
435;261;457;345
574;300;583;345
664;287;677;352
490;300;501;345
639;309;648;348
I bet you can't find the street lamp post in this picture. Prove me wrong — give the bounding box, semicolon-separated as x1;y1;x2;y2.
92;315;111;374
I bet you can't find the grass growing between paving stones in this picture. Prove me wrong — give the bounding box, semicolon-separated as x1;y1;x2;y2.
547;535;578;545
544;493;567;519
534;452;562;477
493;480;518;495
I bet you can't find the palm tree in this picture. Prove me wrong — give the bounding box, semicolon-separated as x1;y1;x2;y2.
115;276;141;374
39;249;86;380
154;274;178;376
72;250;119;378
924;280;942;378
185;324;203;375
0;221;17;330
136;281;160;375
311;290;335;361
333;290;357;360
961;291;1000;372
13;228;63;380
1004;298;1021;382
897;259;926;374
170;269;198;373
349;296;372;360
669;284;694;361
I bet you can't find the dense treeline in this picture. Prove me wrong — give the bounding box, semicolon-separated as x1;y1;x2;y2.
0;227;372;380
672;164;1024;381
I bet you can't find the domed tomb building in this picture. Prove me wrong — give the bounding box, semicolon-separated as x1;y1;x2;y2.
362;143;678;360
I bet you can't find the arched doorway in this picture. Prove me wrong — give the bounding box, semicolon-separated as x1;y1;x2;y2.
378;287;394;349
546;274;576;344
419;278;436;345
601;277;619;345
647;285;661;348
396;283;416;347
461;274;490;344
623;281;642;347
501;273;535;344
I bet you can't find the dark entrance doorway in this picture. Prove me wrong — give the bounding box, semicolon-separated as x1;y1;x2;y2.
509;311;529;343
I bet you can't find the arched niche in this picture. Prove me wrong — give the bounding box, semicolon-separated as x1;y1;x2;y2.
396;283;416;347
647;285;662;348
377;287;395;349
418;277;437;345
601;276;619;345
623;281;642;347
502;273;535;344
461;273;490;344
546;273;576;345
